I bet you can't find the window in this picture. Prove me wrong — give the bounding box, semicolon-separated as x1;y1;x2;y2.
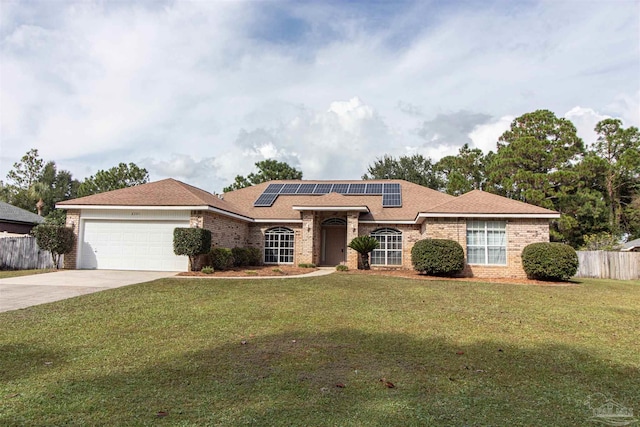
466;220;506;265
264;227;294;264
370;228;402;265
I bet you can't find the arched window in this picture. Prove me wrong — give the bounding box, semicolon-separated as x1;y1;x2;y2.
370;228;402;265
264;227;294;264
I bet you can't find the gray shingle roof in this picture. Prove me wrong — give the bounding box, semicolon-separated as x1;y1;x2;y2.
0;201;45;225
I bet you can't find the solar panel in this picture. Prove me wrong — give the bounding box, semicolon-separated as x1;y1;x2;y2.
264;183;284;194
382;193;402;207
365;183;383;194
254;193;278;207
384;183;401;194
297;183;317;194
347;183;366;194
313;183;333;194
332;183;349;194
280;183;300;194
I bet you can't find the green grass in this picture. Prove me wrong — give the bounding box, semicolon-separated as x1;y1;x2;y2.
1;275;638;426
0;269;54;279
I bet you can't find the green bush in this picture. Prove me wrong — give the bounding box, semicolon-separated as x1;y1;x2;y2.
232;247;249;267
298;263;316;268
31;224;75;269
246;247;263;266
521;242;578;281
336;265;349;271
201;266;214;274
210;248;234;271
173;228;212;271
411;239;465;276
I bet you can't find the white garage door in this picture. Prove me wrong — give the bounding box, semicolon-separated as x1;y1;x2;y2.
80;220;189;271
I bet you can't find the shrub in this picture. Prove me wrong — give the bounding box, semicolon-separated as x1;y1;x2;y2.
31;224;75;269
411;239;465;276
521;242;578;281
348;236;380;270
298;263;316;268
201;266;214;274
336;265;349;271
173;228;212;271
232;247;249;267
210;247;234;271
246;247;263;266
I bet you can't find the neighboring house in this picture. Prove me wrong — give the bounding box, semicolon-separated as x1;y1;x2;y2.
0;201;45;235
56;178;559;277
621;238;640;252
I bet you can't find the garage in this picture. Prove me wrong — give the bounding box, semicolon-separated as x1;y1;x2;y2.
79;219;189;271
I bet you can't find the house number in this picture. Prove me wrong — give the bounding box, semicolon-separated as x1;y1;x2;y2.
131;212;140;216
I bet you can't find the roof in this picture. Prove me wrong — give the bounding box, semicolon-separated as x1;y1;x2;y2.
0;201;45;225
621;238;640;251
221;179;457;222
56;178;560;223
421;190;560;218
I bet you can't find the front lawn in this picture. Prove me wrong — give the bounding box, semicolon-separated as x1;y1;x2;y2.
1;275;638;426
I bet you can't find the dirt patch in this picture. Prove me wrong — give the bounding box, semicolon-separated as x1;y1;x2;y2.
177;265;319;277
339;268;576;286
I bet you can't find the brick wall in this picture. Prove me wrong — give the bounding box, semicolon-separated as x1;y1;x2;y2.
62;209;81;269
192;211;249;249
422;217;550;278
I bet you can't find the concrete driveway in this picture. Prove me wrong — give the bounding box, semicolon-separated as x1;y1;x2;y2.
0;270;177;313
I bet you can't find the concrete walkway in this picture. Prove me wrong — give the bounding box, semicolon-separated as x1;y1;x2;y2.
0;270;176;313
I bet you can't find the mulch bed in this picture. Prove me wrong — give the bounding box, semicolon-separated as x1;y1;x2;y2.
177;265;318;277
177;265;574;285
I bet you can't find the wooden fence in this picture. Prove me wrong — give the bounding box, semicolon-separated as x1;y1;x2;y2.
0;236;58;270
576;251;640;280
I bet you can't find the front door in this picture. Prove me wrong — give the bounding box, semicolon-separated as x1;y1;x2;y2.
323;226;346;266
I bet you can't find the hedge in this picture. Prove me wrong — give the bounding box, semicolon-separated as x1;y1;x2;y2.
411;239;465;276
521;242;578;281
173;228;212;271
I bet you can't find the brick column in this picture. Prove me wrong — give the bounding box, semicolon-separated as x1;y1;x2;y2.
300;211;315;265
346;211;359;269
63;209;81;269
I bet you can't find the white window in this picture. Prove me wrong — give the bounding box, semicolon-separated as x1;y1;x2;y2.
370;228;403;266
264;227;294;264
466;220;506;265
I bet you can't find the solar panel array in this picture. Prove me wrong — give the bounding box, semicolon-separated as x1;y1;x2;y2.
253;182;402;207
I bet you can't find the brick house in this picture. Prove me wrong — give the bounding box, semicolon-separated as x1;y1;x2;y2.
57;178;559;278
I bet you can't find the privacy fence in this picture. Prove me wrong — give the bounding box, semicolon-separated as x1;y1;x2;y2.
0;236;58;270
576;251;640;280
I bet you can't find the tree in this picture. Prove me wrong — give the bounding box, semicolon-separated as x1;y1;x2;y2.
347;236;379;270
3;150;79;217
223;159;303;192
362;154;442;190
31;224;75;269
591;119;640;235
435;144;489;195
487;110;584;208
77;163;149;197
6;148;44;190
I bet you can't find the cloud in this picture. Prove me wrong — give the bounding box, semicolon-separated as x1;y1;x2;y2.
468;116;514;154
564;107;610;147
1;0;638;193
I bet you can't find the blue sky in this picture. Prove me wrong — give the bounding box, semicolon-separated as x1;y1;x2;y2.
1;0;638;193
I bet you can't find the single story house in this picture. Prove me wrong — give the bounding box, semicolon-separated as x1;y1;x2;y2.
56;178;559;278
0;201;45;235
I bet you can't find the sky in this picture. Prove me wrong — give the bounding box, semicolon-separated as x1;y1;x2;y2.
1;0;639;194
